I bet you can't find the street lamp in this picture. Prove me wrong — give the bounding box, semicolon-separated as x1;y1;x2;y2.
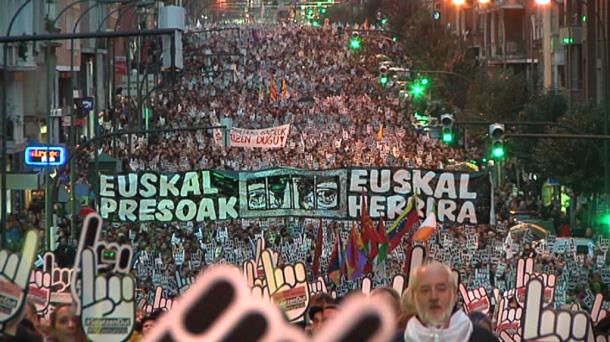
535;0;552;4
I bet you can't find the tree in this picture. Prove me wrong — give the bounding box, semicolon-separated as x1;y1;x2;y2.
530;102;605;194
462;70;529;122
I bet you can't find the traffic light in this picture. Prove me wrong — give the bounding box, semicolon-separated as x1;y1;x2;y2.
440;114;454;144
409;76;430;99
379;65;389;87
489;123;506;159
379;73;389;87
349;32;362;51
306;8;315;20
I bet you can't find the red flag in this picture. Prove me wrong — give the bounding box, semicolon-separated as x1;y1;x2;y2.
312;220;324;278
361;193;381;244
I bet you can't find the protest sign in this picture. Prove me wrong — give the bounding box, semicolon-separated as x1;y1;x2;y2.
100;167;491;224
229;124;291;148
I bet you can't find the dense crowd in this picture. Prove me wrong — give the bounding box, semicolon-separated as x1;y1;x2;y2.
3;22;609;342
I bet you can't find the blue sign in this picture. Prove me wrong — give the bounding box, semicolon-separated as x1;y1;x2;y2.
25;146;67;166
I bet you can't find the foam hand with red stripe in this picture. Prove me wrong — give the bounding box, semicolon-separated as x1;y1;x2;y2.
144;265;396;342
522;278;593;342
261;250;310;322
515;258;556;308
28;252;53;315
0;230;39;331
459;283;491;315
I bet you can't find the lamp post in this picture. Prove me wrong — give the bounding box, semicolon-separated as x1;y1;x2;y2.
1;0;34;249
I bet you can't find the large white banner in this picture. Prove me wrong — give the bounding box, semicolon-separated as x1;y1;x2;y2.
230;124;291;148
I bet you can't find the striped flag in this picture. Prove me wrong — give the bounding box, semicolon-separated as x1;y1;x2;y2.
386;196;419;252
327;231;345;285
269;75;278;101
281;79;288;98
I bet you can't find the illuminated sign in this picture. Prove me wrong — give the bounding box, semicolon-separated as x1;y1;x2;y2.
25;146;67;166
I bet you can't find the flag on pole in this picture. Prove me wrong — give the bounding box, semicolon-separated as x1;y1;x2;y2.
364;18;370;32
386;196;419;252
412;211;437;241
346;223;366;280
269;75;278;101
281;79;288;98
374;217;388;266
312;220;324;278
377;123;384;141
327;231;345;285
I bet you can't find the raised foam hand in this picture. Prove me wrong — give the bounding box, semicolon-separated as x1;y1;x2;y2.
522;278;594;342
361;274;405;297
144;265;308;342
28;252;54;315
143;265;396;342
515;258;556;308
591;294;608;325
142;287;174;313
309;276;335;299
261;249;310;322
244;238;279;279
0;230;38;330
71;214;133;314
361;276;373;296
459;283;491;315
175;271;195;295
406;245;426;288
494;292;523;342
79;248;135;342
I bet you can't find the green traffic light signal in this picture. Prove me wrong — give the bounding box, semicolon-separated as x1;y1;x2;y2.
600;213;610;226
442;132;453;143
410;83;425;97
320;7;327;14
380;17;388;25
491;143;505;159
420;77;430;86
379;74;389;86
349;36;362;50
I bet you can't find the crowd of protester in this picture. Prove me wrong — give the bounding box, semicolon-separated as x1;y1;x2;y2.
3;22;610;342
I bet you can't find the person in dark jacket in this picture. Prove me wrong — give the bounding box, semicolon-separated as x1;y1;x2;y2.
403;261;498;342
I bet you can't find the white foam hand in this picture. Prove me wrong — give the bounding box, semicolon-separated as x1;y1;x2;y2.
494;292;522;342
175;271;195;295
515;258;556;308
309;276;336;298
459;283;491;315
144;265;396;342
80;248;135;342
0;230;38;329
71;214;133;315
522;278;593;342
242;238;278;286
28;252;53;315
261;249;310;322
361;274;405;297
591;294;608;325
406;246;426;288
361;276;373;296
142;287;174;313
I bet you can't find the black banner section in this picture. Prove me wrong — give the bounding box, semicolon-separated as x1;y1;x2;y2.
99;168;490;224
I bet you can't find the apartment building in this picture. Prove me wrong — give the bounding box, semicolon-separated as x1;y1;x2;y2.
433;0;609;105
